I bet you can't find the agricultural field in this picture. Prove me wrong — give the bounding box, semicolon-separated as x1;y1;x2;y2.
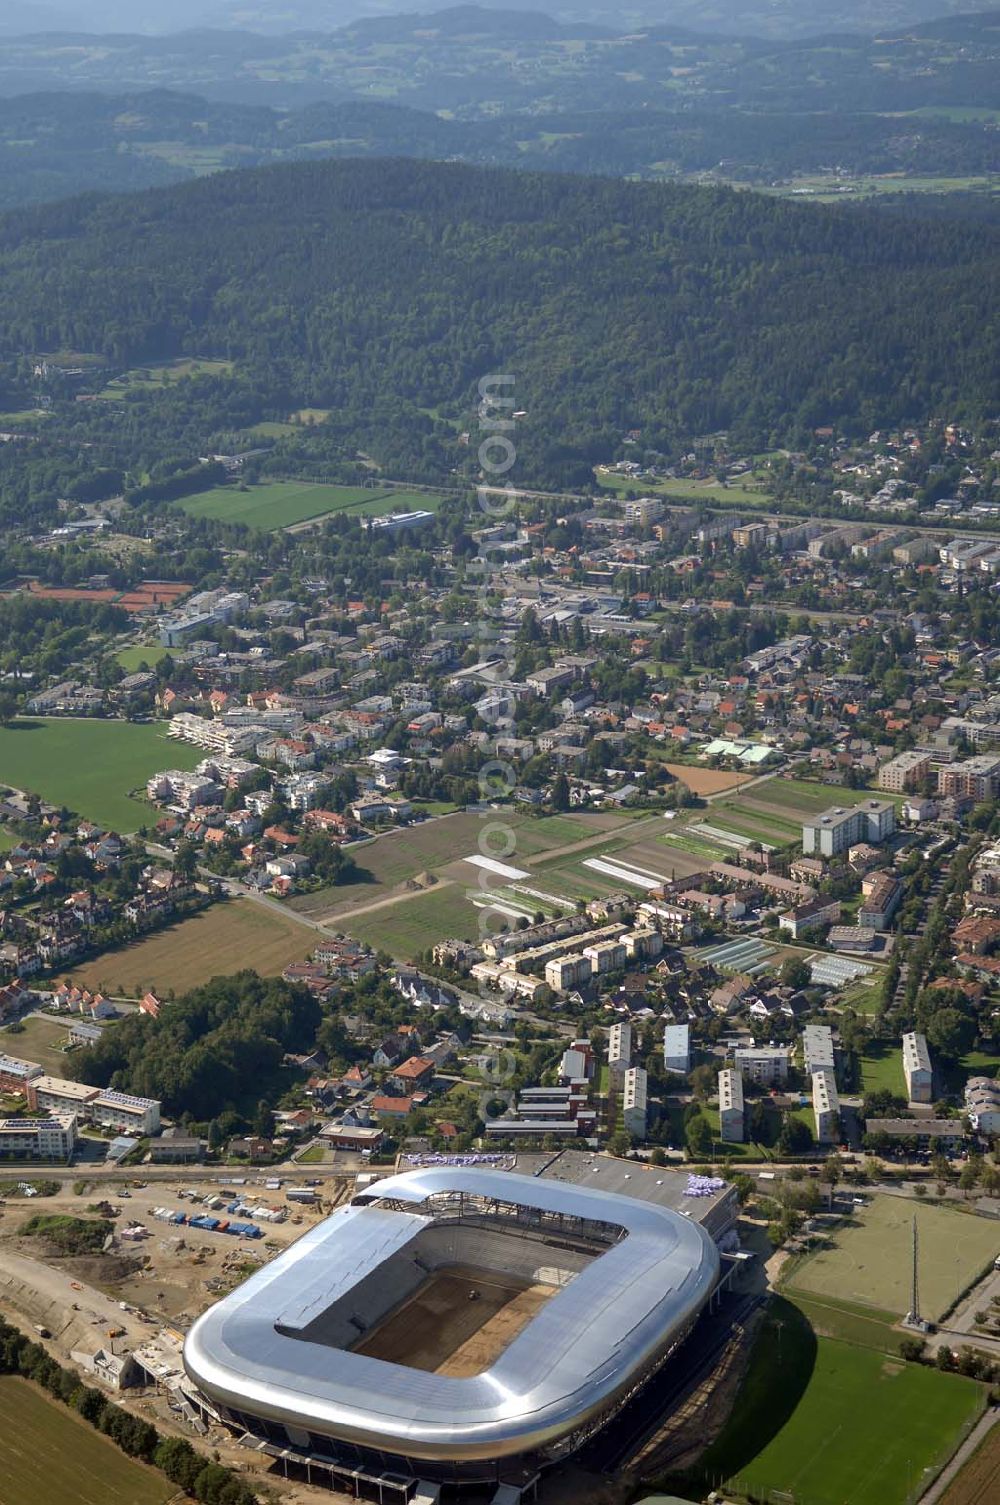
176;480;445;530
694;774;908;854
785;1197;1000;1320
939;1421;1000;1505
66;899;315;996
749;777;905;815
692;1297;984;1505
99;356;232;398
0;1015;76;1076
0;718;201;832
0;1377;172;1505
293;810;643;920
338;883;484;960
659;763;755;796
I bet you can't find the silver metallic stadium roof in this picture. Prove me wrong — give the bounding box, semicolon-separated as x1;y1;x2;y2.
183;1166;719;1462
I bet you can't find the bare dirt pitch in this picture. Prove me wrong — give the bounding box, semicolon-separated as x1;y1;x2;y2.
353;1264;553;1376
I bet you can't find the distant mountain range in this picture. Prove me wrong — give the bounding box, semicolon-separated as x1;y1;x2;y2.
1;1;993;40
0;7;996;114
0;89;995;213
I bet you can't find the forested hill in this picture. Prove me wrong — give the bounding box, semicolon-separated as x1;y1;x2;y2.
0;158;996;476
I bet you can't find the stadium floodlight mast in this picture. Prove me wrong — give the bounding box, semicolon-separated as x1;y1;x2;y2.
903;1213;925;1331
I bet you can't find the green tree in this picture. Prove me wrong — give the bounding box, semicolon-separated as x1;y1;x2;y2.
549;772;570;812
686;1113;713;1159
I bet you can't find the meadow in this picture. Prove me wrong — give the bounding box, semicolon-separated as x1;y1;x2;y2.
99;356;232;399
594;468;769;507
690;1297;984;1505
113;644;159;672
66;899;315;995
0;718;201;832
176;480;444;530
0;1377;172;1505
858;1042;907;1098
0;1015;76;1076
785;1197;1000;1320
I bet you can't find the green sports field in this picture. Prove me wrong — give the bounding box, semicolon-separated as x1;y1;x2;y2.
0;1377;172;1505
692;1298;984;1505
0;718;200;832
176;480;445;530
785;1196;1000;1320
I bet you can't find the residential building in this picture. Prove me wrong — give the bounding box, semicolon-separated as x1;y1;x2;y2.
622;1066;648;1139
779;897;841;939
607;1021;632;1084
733;1046;790;1085
26;1075;99;1116
937;756;1000;802
802;800;896;857
902;1031;933;1104
866;1118;965;1153
583;938;627;974
802;1024;835;1077
718;1069;745;1143
148;1136;205;1164
0;1054;43;1095
965;1077;1000;1136
812;1068;840;1144
663;1023;691;1075
544;953;592;992
0;1112;76;1161
390;1057;436;1094
90;1091;161;1136
858;872;903;930
877;751;931;793
623;497;665;528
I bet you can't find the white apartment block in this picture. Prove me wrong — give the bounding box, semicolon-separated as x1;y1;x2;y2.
27;1076;160;1136
802;1024;835;1077
623;496;665;528
0;1112;76;1161
663;1023;690;1075
718;1069;745;1143
902;1031;933;1104
608;1022;632;1083
802;799;896;857
167;712;260;757
812;1068;840;1144
146;769;222;809
937;755;1000;802
624;927;663;962
622;1067;648;1139
733;1046;790;1085
91;1090;161;1136
27;1075;99;1116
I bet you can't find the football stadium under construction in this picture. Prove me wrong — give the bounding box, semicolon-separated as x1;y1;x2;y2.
183;1163;738;1499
